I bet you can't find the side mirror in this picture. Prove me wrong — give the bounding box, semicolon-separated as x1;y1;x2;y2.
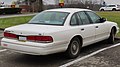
100;18;106;23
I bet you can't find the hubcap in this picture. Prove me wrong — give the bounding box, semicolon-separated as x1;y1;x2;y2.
71;41;79;55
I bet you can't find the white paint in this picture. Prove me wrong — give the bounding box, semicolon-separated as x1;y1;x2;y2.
60;43;120;67
0;49;7;52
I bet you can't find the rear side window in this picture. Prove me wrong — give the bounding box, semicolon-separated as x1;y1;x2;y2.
86;11;101;23
70;14;79;25
76;13;83;25
78;12;90;25
108;5;116;7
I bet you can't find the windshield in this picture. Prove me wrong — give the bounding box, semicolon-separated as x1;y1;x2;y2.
29;11;69;25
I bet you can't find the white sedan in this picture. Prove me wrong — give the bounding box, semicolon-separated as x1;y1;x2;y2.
1;8;119;58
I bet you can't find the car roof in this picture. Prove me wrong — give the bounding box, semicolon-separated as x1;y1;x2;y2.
45;8;92;13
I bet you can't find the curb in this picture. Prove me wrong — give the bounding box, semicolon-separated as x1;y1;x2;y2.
0;13;37;19
115;37;120;40
0;37;3;39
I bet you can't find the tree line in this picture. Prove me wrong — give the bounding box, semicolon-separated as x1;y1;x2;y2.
15;0;105;12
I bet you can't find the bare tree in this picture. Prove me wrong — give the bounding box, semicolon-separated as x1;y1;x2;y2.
38;0;43;11
28;0;43;12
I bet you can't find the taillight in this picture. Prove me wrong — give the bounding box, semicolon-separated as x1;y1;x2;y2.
27;36;53;43
4;32;17;39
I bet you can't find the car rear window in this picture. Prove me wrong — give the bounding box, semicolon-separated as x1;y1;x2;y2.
28;11;69;26
117;5;120;8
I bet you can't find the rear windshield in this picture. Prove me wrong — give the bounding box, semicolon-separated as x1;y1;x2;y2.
29;11;69;26
117;5;120;8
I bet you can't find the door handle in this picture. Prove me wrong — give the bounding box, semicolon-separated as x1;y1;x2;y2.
81;28;84;31
96;26;98;28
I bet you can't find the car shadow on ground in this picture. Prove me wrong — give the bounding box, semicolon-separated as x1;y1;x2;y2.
4;38;120;67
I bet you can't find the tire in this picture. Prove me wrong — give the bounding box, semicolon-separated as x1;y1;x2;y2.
112;8;116;11
108;28;115;44
101;9;104;11
65;37;81;58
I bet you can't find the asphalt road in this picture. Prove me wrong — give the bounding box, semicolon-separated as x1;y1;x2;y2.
0;30;120;67
70;45;120;67
0;13;37;19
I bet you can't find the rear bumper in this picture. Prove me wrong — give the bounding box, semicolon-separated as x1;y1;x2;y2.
1;38;68;55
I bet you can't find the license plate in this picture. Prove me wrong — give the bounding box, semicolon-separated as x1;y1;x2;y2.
19;36;26;42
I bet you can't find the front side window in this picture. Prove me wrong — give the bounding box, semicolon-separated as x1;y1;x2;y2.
29;11;69;25
78;12;90;25
86;12;101;23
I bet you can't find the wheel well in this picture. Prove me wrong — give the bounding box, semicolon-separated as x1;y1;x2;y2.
101;9;104;10
112;26;117;34
112;8;116;10
71;35;83;46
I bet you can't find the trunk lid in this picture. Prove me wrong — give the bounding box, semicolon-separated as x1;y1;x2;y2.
5;24;64;36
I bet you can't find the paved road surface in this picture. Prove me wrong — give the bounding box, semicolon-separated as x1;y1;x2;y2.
70;45;120;67
0;30;120;67
0;13;37;19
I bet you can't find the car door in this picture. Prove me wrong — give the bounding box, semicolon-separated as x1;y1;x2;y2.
107;5;116;10
105;5;111;10
76;12;95;46
86;11;109;42
106;5;111;10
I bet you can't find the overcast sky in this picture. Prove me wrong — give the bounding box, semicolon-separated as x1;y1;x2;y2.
105;0;120;4
0;0;120;5
0;0;12;5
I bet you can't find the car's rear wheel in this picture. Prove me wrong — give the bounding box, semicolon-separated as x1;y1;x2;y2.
112;8;116;11
101;9;104;11
108;28;115;44
65;37;81;58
